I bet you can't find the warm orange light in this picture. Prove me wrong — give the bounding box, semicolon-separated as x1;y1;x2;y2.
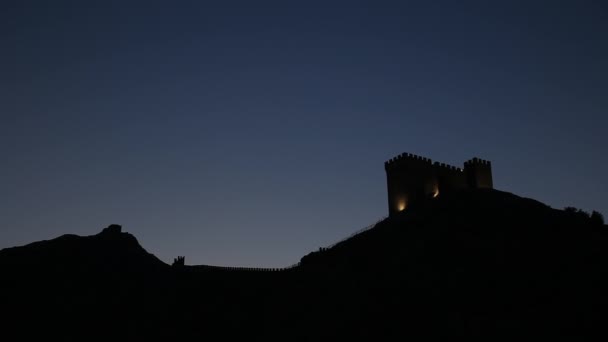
397;198;407;211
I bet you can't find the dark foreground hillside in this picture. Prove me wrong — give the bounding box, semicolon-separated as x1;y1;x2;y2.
1;189;607;340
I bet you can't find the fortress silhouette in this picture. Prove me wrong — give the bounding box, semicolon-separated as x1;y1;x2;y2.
385;153;493;216
4;152;608;340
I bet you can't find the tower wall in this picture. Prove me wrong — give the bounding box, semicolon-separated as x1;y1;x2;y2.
464;158;493;189
385;153;436;216
433;162;467;194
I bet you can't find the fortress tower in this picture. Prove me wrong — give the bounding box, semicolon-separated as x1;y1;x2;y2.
385;153;493;216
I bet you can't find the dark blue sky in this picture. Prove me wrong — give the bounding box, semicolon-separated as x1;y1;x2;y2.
2;1;607;267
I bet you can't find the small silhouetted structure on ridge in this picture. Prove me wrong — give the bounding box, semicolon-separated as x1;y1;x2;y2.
173;256;185;267
101;224;122;235
385;152;493;216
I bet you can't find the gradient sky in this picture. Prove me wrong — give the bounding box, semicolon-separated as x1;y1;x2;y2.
1;1;607;267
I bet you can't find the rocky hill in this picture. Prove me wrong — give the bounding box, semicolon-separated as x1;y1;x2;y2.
1;189;606;340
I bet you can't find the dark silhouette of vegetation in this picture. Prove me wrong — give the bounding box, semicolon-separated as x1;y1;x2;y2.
564;207;604;226
564;206;590;217
591;210;605;225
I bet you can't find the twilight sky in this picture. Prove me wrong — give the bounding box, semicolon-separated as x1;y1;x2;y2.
1;1;607;267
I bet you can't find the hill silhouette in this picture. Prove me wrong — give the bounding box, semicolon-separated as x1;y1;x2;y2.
0;225;166;273
1;189;607;340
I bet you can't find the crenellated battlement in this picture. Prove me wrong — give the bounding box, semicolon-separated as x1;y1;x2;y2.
433;161;463;173
464;157;491;166
385;152;493;215
385;152;433;169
